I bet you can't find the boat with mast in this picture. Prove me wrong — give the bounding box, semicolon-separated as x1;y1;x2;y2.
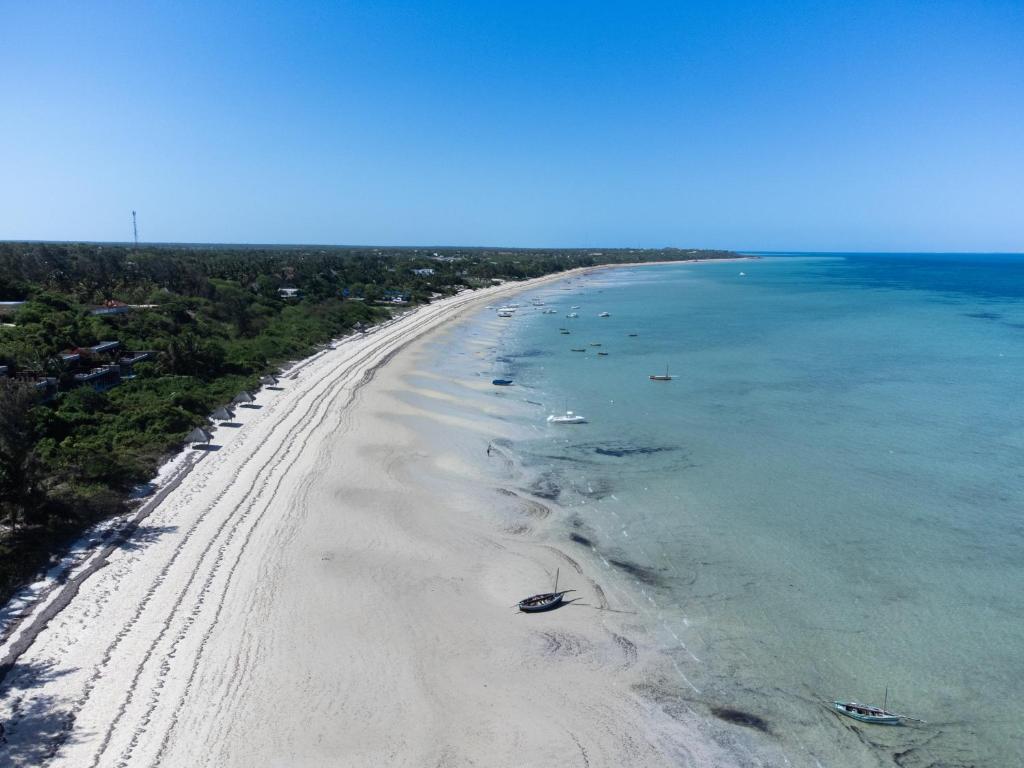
518;569;574;613
650;364;673;381
831;689;924;726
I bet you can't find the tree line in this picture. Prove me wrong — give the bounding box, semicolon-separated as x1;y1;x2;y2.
0;241;737;599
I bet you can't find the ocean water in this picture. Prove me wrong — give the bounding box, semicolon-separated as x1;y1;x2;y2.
455;254;1024;767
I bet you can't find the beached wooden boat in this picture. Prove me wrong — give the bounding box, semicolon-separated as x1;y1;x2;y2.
518;590;574;612
518;569;575;613
832;700;920;725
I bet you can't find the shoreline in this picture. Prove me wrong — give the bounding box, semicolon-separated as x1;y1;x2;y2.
0;263;743;767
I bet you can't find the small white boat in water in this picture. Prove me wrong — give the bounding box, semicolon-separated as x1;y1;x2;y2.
497;310;514;317
566;312;579;318
598;311;610;317
543;308;557;314
547;410;587;425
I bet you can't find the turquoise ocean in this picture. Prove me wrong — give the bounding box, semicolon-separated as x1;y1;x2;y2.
447;254;1023;767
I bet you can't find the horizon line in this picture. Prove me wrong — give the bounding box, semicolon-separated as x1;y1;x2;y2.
1;239;1022;256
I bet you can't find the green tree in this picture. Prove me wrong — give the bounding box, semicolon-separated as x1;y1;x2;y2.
0;380;44;528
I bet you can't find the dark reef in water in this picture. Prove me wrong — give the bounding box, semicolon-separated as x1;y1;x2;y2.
575;477;614;499
594;444;675;458
569;532;593;547
710;707;771;734
608;557;662;586
529;473;562;500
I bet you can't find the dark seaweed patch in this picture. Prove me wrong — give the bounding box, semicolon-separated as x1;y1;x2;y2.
529;473;561;500
569;532;593;547
594;445;675;458
576;477;614;499
710;707;771;734
608;558;661;586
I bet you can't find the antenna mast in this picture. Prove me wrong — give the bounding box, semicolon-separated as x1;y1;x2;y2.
132;210;138;247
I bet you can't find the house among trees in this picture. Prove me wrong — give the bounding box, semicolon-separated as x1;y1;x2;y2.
411;268;435;276
90;300;131;316
278;287;301;300
73;366;121;392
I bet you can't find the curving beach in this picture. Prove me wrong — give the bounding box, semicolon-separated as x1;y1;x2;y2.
0;272;752;767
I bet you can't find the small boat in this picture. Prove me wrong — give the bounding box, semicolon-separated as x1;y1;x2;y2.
650;364;673;381
560;329;571;335
589;342;601;347
571;347;587;352
492;379;514;386
543;308;557;314
571;305;580;309
598;311;610;317
497;310;513;317
547;410;587;424
518;569;575;613
597;351;609;356
832;689;924;726
832;700;922;726
518;590;573;613
628;333;638;337
566;312;579;318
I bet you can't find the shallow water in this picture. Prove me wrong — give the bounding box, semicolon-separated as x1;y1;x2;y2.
433;255;1024;767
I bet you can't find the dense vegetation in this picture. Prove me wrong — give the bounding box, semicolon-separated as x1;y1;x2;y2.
0;241;737;599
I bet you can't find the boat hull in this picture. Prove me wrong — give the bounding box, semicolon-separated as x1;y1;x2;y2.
518;590;572;613
832;701;901;725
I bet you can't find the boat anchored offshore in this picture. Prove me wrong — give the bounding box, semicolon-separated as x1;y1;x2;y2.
832;690;924;726
492;379;514;386
547;410;587;424
598;311;610;317
650;364;673;381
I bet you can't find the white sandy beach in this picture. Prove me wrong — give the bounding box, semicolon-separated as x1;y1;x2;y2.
0;271;757;767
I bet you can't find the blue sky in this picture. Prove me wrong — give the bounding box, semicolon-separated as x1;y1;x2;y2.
1;1;1021;250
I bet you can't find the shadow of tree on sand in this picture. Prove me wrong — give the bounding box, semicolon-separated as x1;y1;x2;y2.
113;524;179;552
1;659;83;766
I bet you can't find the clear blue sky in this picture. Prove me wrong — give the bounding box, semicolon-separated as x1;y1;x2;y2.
1;1;1021;250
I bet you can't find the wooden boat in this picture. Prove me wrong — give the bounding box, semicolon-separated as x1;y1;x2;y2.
518;569;575;613
628;333;638;337
597;351;609;356
518;590;574;612
650;364;673;381
571;347;587;352
832;698;923;726
492;379;514;386
560;329;571;335
589;342;602;346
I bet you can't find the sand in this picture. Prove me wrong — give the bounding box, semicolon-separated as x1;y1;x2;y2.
0;273;742;767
